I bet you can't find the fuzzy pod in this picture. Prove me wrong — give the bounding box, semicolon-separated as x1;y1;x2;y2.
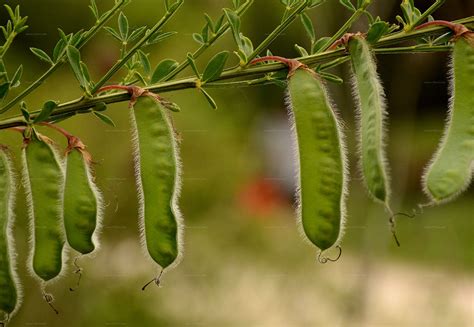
287;68;348;251
63;141;103;256
348;35;391;204
130;95;182;270
0;146;20;318
423;36;474;203
22;132;65;282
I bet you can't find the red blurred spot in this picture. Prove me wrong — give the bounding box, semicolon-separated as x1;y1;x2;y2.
237;177;288;217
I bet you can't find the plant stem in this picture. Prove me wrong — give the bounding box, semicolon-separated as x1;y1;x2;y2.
163;0;254;81
0;18;472;131
90;0;184;93
0;0;129;115
318;0;372;54
245;0;310;63
409;0;446;31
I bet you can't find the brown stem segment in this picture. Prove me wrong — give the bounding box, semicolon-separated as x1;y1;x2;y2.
416;20;473;42
249;56;305;77
328;32;365;50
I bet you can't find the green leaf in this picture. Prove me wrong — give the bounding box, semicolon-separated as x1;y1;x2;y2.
294;44;309;57
319;71;343;84
187;53;201;78
200;88;217;110
89;0;99;20
223;9;242;48
118;12;129;40
53;38;67;62
10;65;22;88
33;100;59;123
30;47;53;65
66;45;89;93
104;26;122;42
151;59;179;83
146;31;177;45
193;33;204;45
202;51;229;83
312;36;331;54
93;102;107;112
93;111;116;127
300;13;315;43
204;13;215;33
339;0;356;11
366;20;390;43
0;82;9;100
137;50;151;75
128;26;146;42
20;103;29;122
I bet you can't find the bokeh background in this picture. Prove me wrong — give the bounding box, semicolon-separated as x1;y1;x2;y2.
0;0;473;326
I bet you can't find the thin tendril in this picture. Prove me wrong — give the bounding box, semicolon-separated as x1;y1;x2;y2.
42;289;59;315
317;245;342;264
142;269;164;291
69;256;84;292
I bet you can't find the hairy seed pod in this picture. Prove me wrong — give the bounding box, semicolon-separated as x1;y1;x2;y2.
288;67;347;251
63;139;102;255
130;95;182;270
348;35;391;205
22;131;65;282
423;36;474;203
0;146;20;318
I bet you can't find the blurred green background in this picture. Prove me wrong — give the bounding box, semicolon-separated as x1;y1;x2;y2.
0;0;473;326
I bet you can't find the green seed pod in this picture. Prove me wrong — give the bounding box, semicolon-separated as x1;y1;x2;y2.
423;36;474;203
288;67;347;251
130;95;182;270
63;139;102;255
0;146;20;319
22;131;65;282
348;35;391;205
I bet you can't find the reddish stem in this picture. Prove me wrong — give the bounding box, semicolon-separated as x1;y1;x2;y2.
8;127;26;134
415;20;471;39
249;56;304;77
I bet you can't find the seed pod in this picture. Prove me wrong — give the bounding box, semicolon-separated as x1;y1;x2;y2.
348;35;391;205
286;64;347;251
22;131;65;282
130;94;182;270
0;146;20;319
423;35;474;203
63;138;102;255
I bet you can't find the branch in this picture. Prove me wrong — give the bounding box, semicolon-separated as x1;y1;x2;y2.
0;16;472;131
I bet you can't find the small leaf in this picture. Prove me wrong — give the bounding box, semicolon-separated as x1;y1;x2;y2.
118;12;129;40
30;47;53;65
93;111;116;127
128;26;147;42
66;45;89;92
93;102;107;112
187;53;201;78
10;65;22;88
0;82;9;100
366;20;390;43
204;13;215;33
192;33;204;45
202;51;229;83
200;88;217;110
151;59;178;83
339;0;356;11
146;31;177;45
294;44;309;57
33;100;59;123
53;38;67;62
89;0;99;20
300;13;315;43
318;71;344;84
104;26;122;42
137;50;151;75
312;36;331;54
224;9;242;48
20;103;30;122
